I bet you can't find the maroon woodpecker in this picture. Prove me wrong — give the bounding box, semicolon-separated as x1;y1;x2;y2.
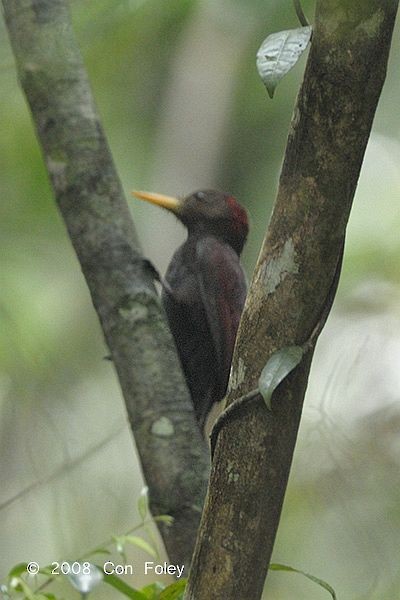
132;189;248;431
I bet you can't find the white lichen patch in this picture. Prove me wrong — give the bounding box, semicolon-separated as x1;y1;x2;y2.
226;460;239;483
288;102;301;139
357;9;384;37
228;471;239;483
24;61;41;73
151;416;174;437
79;97;97;121
228;357;247;392
47;157;67;192
263;238;299;295
119;303;148;322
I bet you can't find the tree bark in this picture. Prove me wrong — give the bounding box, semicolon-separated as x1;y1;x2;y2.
1;0;209;571
186;1;399;598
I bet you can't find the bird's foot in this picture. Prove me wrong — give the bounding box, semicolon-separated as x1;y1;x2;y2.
142;258;173;295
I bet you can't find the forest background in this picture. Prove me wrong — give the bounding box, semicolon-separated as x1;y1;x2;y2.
1;1;400;598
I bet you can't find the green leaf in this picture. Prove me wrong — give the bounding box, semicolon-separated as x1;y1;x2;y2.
258;345;304;409
256;26;312;98
124;536;158;558
138;486;149;521
102;573;147;599
270;563;337;599
9;577;34;599
140;582;165;599
158;579;187;600
143;524;161;560
8;563;28;579
90;547;112;556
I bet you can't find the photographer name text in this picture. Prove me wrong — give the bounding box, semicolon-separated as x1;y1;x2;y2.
103;560;185;578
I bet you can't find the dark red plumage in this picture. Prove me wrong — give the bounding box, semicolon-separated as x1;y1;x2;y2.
132;189;248;430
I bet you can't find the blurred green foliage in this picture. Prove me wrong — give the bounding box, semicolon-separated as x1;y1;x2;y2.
1;1;400;598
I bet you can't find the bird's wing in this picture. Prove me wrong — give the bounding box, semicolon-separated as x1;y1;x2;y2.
195;236;247;396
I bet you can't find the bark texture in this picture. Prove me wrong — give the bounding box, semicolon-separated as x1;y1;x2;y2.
186;1;399;598
2;0;209;570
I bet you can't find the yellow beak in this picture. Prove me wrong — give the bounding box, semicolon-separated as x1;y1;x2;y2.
131;190;182;213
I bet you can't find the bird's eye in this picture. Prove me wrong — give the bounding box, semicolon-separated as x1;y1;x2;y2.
195;191;206;201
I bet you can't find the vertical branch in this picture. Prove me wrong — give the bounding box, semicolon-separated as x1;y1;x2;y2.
2;0;209;570
186;0;399;598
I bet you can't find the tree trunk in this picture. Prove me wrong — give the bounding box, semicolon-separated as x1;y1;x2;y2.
1;0;209;572
186;1;399;598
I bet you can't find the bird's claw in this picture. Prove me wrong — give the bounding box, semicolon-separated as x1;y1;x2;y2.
142;258;173;295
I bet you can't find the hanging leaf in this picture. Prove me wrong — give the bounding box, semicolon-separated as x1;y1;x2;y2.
270;563;337;599
258;345;304;409
256;26;312;98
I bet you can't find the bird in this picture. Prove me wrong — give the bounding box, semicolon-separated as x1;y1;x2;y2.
132;189;249;432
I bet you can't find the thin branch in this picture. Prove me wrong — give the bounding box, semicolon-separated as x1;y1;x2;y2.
293;0;309;27
209;388;259;459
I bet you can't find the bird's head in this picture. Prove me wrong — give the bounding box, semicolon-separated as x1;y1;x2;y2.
132;189;248;254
